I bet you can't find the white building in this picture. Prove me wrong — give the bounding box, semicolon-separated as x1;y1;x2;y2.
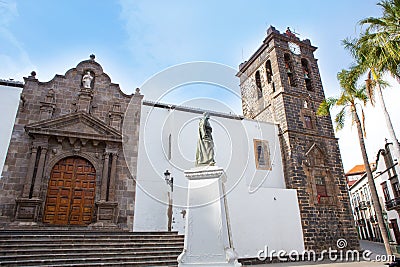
132;101;305;258
347;142;400;253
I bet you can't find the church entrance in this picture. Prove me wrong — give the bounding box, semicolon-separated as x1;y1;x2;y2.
43;156;96;225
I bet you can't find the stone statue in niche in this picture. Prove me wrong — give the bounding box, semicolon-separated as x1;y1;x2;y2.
82;71;93;89
195;112;215;166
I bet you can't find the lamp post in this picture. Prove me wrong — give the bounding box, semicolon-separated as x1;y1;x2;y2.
164;170;174;231
164;169;174;192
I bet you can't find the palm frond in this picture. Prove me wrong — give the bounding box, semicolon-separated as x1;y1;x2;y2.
317;97;338;116
335;107;347;131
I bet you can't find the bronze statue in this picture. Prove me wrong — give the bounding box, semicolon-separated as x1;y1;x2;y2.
195;112;215;166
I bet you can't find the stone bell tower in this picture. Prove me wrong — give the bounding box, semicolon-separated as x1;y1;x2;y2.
237;26;358;250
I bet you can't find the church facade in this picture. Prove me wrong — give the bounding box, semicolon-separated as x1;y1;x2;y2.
0;57;143;230
0;26;358;252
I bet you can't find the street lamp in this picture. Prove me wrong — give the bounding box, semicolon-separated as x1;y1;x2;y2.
164;170;174;192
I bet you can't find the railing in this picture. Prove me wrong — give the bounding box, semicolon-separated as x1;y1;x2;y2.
385;197;400;210
359;201;370;210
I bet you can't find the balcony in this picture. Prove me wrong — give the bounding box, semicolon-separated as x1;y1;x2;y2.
385;197;400;211
359;201;370;210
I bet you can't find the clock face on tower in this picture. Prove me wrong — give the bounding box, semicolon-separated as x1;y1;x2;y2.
288;42;301;55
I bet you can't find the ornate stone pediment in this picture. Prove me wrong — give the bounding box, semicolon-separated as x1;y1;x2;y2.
25;111;122;143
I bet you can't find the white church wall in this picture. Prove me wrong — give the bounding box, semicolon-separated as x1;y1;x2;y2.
228;187;304;258
133;102;304;257
0;85;21;175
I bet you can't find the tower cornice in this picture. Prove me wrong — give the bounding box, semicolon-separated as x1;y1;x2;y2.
237;26;317;76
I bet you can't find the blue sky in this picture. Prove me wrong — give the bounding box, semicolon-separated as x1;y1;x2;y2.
1;0;399;172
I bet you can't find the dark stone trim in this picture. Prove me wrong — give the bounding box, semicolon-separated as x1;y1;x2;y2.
143;100;244;120
0;79;24;88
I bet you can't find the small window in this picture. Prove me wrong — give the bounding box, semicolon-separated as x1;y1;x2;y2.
393;182;400;198
304;115;312;129
364;187;370;201
315;176;328;197
266;60;273;84
384;147;397;178
352;195;358;207
168;134;172;160
301;58;313;91
253;139;271;170
382;182;391;202
255;71;263;98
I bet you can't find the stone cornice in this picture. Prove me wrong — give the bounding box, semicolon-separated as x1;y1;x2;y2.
184;166;226;181
25;111;122;142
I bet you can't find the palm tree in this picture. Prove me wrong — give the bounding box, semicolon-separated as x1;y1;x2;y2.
317;68;392;255
343;0;400;166
360;0;400;52
360;0;400;77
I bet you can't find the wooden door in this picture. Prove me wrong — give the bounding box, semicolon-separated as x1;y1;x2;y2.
391;219;400;244
43;157;96;225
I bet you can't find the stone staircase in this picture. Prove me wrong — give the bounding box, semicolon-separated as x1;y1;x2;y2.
0;229;184;266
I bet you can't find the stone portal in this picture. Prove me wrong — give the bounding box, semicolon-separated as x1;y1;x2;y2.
0;56;143;230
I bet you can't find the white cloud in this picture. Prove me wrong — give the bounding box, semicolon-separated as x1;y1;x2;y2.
0;0;17;26
0;0;34;80
118;1;207;85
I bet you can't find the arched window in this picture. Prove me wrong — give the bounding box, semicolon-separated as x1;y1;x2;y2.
315;176;327;197
301;58;313;91
168;134;172;160
303;145;335;205
265;60;273;84
255;71;263;98
284;54;296;87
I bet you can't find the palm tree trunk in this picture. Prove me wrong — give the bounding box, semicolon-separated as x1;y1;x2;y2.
352;105;392;255
376;82;400;163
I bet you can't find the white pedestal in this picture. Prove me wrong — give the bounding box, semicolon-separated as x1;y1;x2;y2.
178;166;241;267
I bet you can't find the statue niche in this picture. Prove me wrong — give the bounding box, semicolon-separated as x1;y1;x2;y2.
82;70;94;89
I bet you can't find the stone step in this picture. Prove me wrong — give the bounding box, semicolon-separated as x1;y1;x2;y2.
0;241;184;250
20;260;178;267
0;245;183;255
0;249;182;261
0;230;180;235
0;255;180;267
0;230;183;266
0;237;184;244
0;234;184;240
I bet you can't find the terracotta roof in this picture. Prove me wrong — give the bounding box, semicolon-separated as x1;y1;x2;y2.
347;180;358;187
345;164;366;176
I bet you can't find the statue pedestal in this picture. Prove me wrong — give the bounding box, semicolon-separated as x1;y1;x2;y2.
178;166;241;267
14;198;42;223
